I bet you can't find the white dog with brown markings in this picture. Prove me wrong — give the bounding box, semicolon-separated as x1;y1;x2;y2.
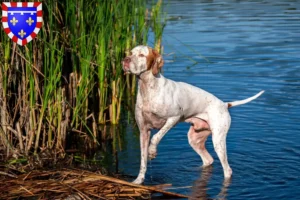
122;45;264;184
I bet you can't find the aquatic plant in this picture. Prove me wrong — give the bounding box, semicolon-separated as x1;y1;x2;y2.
0;0;165;159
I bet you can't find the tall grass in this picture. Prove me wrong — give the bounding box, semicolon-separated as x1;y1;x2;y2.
0;0;165;159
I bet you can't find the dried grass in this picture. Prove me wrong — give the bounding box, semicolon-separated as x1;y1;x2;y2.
0;168;188;199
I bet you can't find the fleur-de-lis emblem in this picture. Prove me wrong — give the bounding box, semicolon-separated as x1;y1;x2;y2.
10;17;18;26
18;29;26;38
26;17;34;26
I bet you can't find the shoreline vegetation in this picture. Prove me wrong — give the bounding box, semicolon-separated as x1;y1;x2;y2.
0;0;164;161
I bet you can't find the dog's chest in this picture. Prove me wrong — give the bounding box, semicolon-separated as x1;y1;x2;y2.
138;82;169;114
140;101;167;129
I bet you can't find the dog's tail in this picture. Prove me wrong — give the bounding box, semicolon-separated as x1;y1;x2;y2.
227;90;265;108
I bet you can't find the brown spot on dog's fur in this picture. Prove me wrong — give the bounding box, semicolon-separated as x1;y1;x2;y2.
228;103;232;108
146;48;156;70
146;47;164;75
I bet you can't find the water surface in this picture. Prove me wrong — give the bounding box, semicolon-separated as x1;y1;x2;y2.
119;0;300;199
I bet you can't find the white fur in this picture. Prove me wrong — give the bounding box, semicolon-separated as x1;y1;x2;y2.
122;45;264;184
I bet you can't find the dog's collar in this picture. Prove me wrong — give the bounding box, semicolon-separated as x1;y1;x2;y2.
136;69;149;78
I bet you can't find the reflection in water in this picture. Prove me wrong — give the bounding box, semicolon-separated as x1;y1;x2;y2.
190;166;231;200
217;179;231;200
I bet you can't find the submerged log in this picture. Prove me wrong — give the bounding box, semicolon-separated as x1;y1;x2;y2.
0;168;189;199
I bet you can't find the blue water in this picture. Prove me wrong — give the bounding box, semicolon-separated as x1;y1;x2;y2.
119;0;300;199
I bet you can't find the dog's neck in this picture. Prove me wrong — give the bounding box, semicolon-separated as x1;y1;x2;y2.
138;70;160;82
137;70;161;97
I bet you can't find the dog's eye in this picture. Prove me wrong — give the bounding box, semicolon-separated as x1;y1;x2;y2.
139;54;145;57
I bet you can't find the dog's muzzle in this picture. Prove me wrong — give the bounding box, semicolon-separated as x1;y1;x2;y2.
122;57;131;74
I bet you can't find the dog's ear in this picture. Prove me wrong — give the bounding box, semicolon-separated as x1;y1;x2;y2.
151;49;164;76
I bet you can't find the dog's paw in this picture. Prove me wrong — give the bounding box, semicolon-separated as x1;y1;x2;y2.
148;146;157;160
148;151;157;160
224;167;233;179
132;178;144;185
202;157;214;167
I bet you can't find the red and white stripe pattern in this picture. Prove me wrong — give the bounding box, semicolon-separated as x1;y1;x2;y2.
2;2;42;46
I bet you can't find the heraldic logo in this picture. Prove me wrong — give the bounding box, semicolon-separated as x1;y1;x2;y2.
2;2;42;46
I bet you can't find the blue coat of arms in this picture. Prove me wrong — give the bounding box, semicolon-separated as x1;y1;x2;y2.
2;2;42;46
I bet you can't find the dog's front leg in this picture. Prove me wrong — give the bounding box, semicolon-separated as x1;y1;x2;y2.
133;104;150;184
133;128;150;184
148;116;181;159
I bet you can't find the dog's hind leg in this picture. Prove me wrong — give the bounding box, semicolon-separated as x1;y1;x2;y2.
209;108;232;179
187;125;213;167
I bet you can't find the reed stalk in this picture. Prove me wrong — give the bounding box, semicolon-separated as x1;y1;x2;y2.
151;0;166;53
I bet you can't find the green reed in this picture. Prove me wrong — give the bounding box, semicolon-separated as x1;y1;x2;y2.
151;0;166;52
0;0;165;159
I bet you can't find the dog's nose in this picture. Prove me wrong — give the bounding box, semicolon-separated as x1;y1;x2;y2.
123;57;131;63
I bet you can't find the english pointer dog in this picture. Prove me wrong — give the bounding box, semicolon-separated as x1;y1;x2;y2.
122;45;264;184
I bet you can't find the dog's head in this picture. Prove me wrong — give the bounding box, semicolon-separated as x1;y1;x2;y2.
122;45;164;76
